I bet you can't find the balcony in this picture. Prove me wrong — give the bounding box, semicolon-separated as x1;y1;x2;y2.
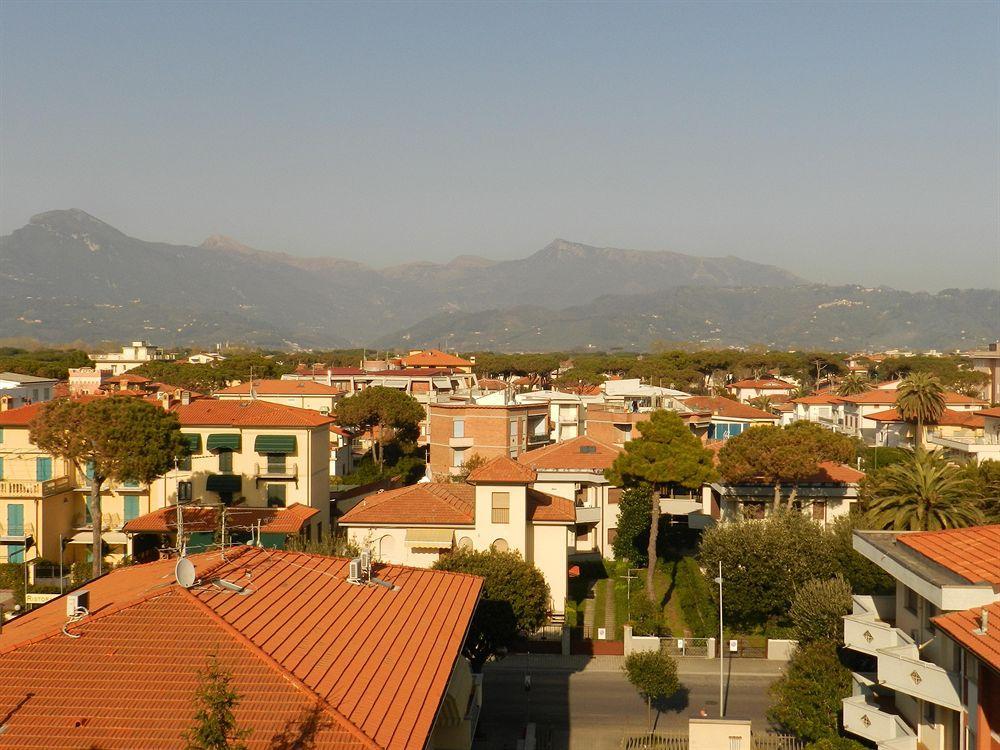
659;494;702;515
0;475;74;498
876;642;962;710
575;505;601;524
73;512;123;531
842;695;916;749
254;462;298;481
843;594;897;656
927;433;1000;461
0;522;34;540
448;436;474;448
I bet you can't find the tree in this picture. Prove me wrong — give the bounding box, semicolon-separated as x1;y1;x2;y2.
717;422;854;510
610;484;654;565
963;459;1000;523
768;641;851;743
804;736;868;750
827;515;894;596
747;395;774;412
433;548;549;670
790;576;852;644
895;372;946;445
862;449;983;531
451;452;487;483
30;396;189;578
623;651;680;732
184;655;251;750
629;591;663;636
605;410;717;595
836;373;869;396
698;512;838;630
335;387;425;468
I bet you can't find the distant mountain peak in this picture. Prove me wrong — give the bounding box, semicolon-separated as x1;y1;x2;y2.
28;209;122;236
200;234;260;255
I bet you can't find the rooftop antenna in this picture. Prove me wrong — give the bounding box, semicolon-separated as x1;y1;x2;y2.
220;507;228;561
249;366;257;400
174;457;185;557
175;557;196;588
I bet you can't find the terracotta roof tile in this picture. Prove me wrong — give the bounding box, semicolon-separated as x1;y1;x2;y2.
865;408;985;428
0;547;483;750
898;525;1000;584
175;399;333;428
122;504;319;534
978;407;1000;418
932;601;1000;670
466;456;537;484
791;393;846;405
681;396;779;421
400;350;473;368
727;378;797;390
839;390;987;406
339;484;475;526
216;380;346;396
526;488;576;523
518;436;620;472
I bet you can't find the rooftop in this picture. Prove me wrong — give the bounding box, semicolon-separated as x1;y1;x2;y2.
932;601;1000;670
0;547;482;749
897;525;1000;585
0;372;59;384
517;436;620;472
215;379;346;396
122;503;319;534
400;349;473;368
339;484;476;526
174;399;333;428
727;378;797;390
681;396;778;421
466;456;537;484
865;408;985;428
838;390;987;405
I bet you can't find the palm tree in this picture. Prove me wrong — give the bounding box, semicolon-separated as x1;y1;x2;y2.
865;449;983;531
895;372;946;446
748;395;774;412
837;373;869;396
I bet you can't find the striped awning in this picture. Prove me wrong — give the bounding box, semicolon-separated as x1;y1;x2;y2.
206;434;241;452
254;435;296;453
404;528;454;549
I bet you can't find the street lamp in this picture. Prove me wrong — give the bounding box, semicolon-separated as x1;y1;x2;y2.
714;561;726;718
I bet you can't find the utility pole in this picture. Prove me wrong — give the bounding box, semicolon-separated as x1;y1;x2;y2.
174;457;184;557
714;561;725;717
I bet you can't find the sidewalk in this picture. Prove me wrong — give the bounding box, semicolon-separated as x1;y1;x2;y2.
487;654;787;676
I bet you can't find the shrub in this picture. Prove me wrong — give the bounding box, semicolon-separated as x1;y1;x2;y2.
768;641;851;743
790;576;852;644
629;591;663;636
674;556;715;637
623;650;681;731
805;738;868;750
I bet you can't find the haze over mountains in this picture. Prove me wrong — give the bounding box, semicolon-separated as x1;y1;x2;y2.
1;209;994;351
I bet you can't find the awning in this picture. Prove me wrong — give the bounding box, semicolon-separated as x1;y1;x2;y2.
254;435;296;453
184;433;202;453
206;474;242;493
206;434;241;452
432;377;453;389
404;528;454;549
65;531;129;546
65;532;93;545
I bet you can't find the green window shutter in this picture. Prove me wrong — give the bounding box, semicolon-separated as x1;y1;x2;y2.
123;495;140;522
267;454;286;473
178;454;192;471
7;504;24;536
206;434;241;452
0;457;4;480
254;435;296;453
266;484;287;507
0;428;4;444
123;479;139;488
36;457;52;482
259;532;286;549
184;433;202;453
85;461;95;480
217;450;233;473
187;531;214;553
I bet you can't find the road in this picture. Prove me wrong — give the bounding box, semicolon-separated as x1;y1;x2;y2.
472;657;782;750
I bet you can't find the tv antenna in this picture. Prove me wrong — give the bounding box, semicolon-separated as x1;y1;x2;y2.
175;557;197;588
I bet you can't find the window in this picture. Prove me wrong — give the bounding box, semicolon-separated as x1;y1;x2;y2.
123;495;140;522
218;450;233;473
453;419;465;438
491;492;510;524
177;481;193;503
178;454;192;471
0;428;4;444
608;488;622;505
491;538;508;552
266;484;286;508
904;585;918;614
452;448;466;468
85;460;95;481
607;528;618;546
36;456;52;482
267;454;286;474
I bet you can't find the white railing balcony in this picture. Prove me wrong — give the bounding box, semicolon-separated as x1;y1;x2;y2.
73;512;123;531
659;495;703;515
254;462;298;480
0;475;74;498
844;614;906;656
876;642;963;711
0;522;35;539
575;505;601;524
842;695;916;748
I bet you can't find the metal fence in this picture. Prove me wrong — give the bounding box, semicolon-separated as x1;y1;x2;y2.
622;733;803;750
659;637;709;657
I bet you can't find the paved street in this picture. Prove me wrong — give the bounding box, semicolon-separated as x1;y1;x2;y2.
473;656;784;750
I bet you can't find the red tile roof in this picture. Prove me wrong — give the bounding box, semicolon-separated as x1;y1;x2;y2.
400;349;473;368
727;378;797;390
865;408;985;428
518;436;620;472
897;525;1000;584
682;396;779;421
105;373;151;384
477;378;510;391
978;407;1000;418
174;399;333;428
122;504;319;534
792;393;845;405
0;401;46;426
932;602;1000;670
811;461;865;484
466;456;537;484
339;484;475;526
361;368;454;378
526;488;576;523
839;390;988;406
215;379;346;396
0;547;482;750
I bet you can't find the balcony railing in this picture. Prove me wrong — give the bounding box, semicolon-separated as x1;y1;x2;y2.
73;512;123;531
491;507;509;524
0;475;74;498
876;642;962;711
254;462;298;480
842;695;916;749
843;614;905;656
575;505;601;524
0;522;35;538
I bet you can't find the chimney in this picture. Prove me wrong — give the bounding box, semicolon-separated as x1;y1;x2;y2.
976;608;989;635
157;392;171;411
180;390;191;406
0;395;11;412
327;368;332;387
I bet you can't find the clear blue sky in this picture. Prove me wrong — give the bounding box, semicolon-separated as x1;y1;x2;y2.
2;1;997;291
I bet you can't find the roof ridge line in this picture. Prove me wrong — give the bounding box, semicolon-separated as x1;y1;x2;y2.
178;581;381;750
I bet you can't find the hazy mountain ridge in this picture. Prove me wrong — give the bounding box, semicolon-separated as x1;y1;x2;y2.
2;210;992;350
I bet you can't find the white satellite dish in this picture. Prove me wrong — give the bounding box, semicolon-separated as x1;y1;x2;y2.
175;557;196;589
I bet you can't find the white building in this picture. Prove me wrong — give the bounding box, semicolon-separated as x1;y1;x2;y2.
89;340;176;375
0;372;58;409
725;377;798;403
927;407;1000;464
843;525;1000;750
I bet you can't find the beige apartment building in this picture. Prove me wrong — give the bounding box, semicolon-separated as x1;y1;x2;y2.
964;341;1000;404
215;378;345;414
88;340;175;375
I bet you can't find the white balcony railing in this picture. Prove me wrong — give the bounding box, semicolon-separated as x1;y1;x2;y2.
876;642;963;711
73;512;123;531
575;505;601;525
254;462;298;479
0;475;74;498
842;695;916;748
843;614;905;656
0;522;34;538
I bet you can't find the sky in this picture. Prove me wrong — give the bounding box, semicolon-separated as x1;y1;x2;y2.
1;1;997;291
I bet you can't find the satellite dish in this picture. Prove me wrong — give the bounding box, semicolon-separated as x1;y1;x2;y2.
175;557;196;589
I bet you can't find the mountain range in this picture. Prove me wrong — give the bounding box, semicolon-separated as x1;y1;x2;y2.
1;209;995;351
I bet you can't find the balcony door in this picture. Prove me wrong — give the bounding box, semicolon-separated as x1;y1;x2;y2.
7;504;23;563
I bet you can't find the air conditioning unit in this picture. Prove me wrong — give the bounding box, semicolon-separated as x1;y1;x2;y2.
67;589;89;617
348;559;362;583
